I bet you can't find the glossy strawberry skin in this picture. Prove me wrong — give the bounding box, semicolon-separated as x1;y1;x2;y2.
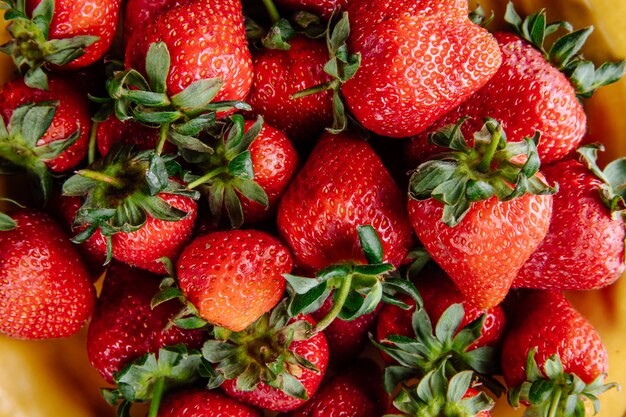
408;193;553;309
176;230;293;332
239;120;299;224
0;76;91;172
514;159;625;290
342;0;501;138
246;36;333;144
27;0;121;69
86;262;206;384
277;131;413;273
221;315;329;412
123;0;177;46
0;209;95;339
407;32;586;167
96;115;172;158
158;388;262;417
501;291;608;388
273;0;350;20
125;0;252;102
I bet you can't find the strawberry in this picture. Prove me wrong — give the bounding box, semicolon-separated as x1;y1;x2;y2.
339;0;502;137
246;35;333;145
122;0;177;46
185;116;298;227
203;305;329;412
502;290;616;416
158;388;262;417
408;119;554;309
86;261;206;384
514;145;626;290
282;359;385;417
406;5;625;166
0;0;121;89
62;147;199;274
0;209;95;339
0;76;91;201
277;131;413;272
95;114;170;158
176;229;292;332
273;0;350;20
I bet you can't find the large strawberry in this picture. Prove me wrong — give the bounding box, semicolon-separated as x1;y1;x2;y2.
158;388;262;417
406;5;625;167
502;290;616;416
408;119;554;309
0;209;95;339
176;229;292;332
339;0;502;137
0;0;121;89
514;145;625;290
0;76;91;201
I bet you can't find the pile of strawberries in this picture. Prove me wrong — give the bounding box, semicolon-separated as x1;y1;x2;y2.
1;0;625;416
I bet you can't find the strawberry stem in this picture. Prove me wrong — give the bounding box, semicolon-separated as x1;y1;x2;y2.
261;0;280;24
76;169;125;189
547;388;562;417
313;273;353;333
187;166;229;189
156;123;170;156
147;376;165;417
88;121;99;165
477;123;503;174
291;80;339;99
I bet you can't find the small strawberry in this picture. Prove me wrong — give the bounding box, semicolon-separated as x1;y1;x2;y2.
514;145;626;290
185;116;298;227
0;209;95;339
408;119;554;309
277;131;413;273
340;0;502;137
0;0;121;89
202;304;329;412
502;290;617;416
158;388;262;417
87;262;207;384
176;229;293;332
0;76;91;201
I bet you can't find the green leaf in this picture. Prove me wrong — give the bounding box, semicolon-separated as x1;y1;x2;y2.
150;287;183;309
409;160;458;200
228;150;254;179
328;12;350;54
136;195;188;222
434;303;464;344
356;225;384;264
146;42;170;94
146;153;169;196
34;129;80;161
232;178;268;207
224;185;244;228
0;211;17;230
447;371;473;403
171;78;223;112
549;27;593;70
262;18;296;50
168;129;214;154
31;0;53;37
173;316;209;329
288;283;331;317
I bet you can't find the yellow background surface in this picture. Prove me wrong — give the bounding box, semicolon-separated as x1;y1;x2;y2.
1;1;626;416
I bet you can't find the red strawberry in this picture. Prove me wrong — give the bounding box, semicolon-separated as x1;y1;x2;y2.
273;0;351;20
514;145;626;290
158;388;262;417
0;209;95;339
123;0;177;46
502;290;616;415
283;359;385;417
408;119;554;309
340;0;501;137
96;114;172;158
176;229;292;332
86;262;206;384
246;36;333;145
125;0;253;103
277;131;413;272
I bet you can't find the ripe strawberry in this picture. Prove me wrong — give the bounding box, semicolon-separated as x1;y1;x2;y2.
96;114;170;158
125;0;253;103
86;262;206;384
277;131;413;272
273;0;350;20
185;116;298;227
514;145;626;290
406;5;625;166
408;119;554;309
0;209;95;339
340;0;502;137
0;76;91;200
123;0;177;46
246;36;333;145
283;359;385;417
158;388;262;417
204;306;329;412
0;0;121;89
502;290;616;416
176;229;292;332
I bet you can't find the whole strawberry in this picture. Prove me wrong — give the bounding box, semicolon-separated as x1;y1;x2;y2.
277;130;413;272
158;388;262;417
0;209;95;339
514;145;626;290
1;0;121;89
176;229;292;332
340;0;502;137
502;290;616;416
408;119;554;309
